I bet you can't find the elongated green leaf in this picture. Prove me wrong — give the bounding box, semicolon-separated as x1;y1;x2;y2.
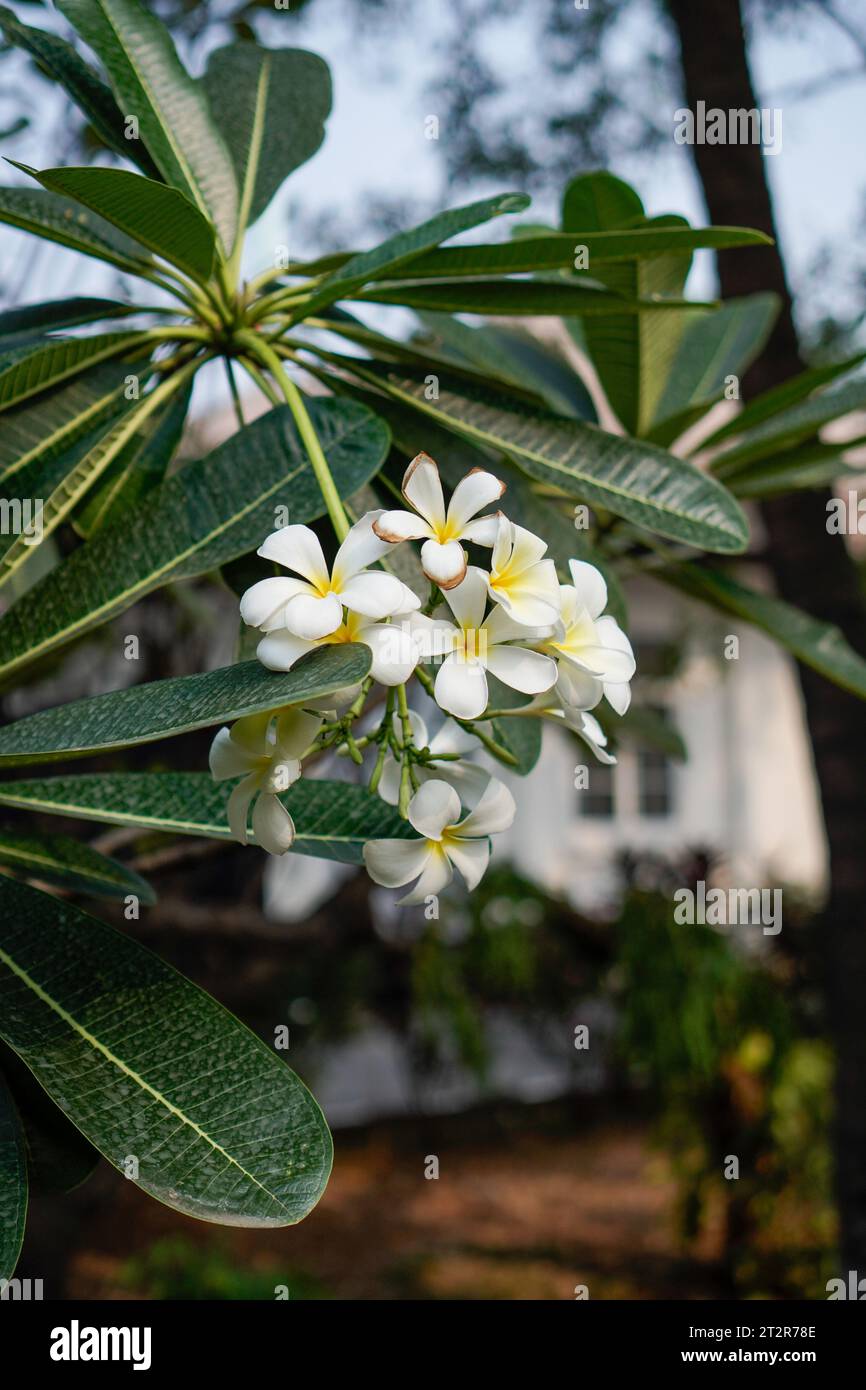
415;313;596;420
12;164;216;281
0;331;145;414
0;1067;26;1281
0;358;149;486
712;377;866;474
204;42;331;229
357;278;709;316
0;185;152;274
359;226;772;280
0;1042;99;1195
0;367;190;590
0;297;136;348
728;440;865;499
0;876;332;1226
484;679;543;775
0;398;389;683
58;0;238;251
334;360;749;552
646;294;780;446
0;774;418;863
0;829;155;903
703;352;866;448
659;564;866;700
0;4;159;177
296;191;530;321
75;380;191;536
0;646;371;767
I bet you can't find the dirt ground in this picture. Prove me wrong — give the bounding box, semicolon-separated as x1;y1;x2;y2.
40;1110;732;1301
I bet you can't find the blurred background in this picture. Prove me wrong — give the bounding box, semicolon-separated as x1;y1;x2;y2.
3;0;865;1299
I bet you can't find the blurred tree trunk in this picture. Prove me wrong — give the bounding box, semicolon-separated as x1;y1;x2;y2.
668;0;866;1272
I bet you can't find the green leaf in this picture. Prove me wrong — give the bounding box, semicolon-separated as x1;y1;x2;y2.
562;171;645;233
0;1042;99;1195
75;380;192;536
0;398;389;682
0;876;332;1226
204;42;331;229
702;352;866;448
335;360;749;553
0;359;136;486
0;367;189;590
485;680;543;775
0;774;418;864
296;191;531;320
11;164;216;282
658;564;866;700
0;297;136;348
0;331;145;414
727;440;865;499
0;828;155;903
0;646;371;767
0;4;159;177
58;0;238;252
358;226;772;279
0;185;152;275
357;278;709;316
712;377;866;474
646;294;780;446
0;1067;27;1281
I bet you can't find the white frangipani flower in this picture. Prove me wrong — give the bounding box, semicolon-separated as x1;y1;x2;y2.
376;710;492;806
541;560;635;714
546;705;617;764
485;515;561;627
372;452;504;589
241;511;412;641
363;777;516;905
255;607;422;689
412;566;557;720
209;707;322;855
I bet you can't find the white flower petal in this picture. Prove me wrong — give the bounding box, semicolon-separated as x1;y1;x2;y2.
603;679;632;716
256;630;316;672
363;836;433;887
408;612;460;664
372;509;434;544
460;514;500;546
509;523;548;572
275;707;323;759
402;451;446;527
489;581;562;628
376;755;403;806
568;559;608;620
252;792;296;855
363;620;420;685
229;711;273;756
483;603;553;646
209;726;255;781
442;564;488;630
258;524;329;587
556;662;603;710
485;644;558;695
332;511;393;584
434;653;489;720
283;591;344;640
227;774;259;845
456;776;516;836
338;571;406;620
596;616;636;676
239;577;311;632
420;537;466;589
407;778;462;840
397;848;454;905
445;835;491;892
447;468;506;532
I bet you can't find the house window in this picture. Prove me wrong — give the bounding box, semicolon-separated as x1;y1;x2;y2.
580;761;615;818
638;748;673;817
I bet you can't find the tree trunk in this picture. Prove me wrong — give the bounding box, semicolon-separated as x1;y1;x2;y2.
668;0;866;1273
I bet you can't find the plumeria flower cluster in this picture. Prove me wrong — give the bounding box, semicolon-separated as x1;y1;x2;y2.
209;451;635;906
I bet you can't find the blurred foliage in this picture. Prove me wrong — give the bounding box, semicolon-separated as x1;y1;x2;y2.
119;1235;328;1301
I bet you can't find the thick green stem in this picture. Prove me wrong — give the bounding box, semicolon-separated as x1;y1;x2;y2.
237;331;350;542
224;359;245;428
